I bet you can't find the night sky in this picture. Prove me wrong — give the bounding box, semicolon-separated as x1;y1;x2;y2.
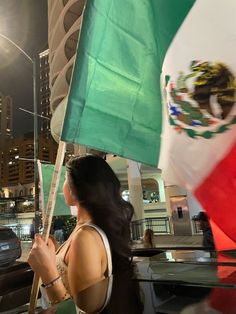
0;0;48;136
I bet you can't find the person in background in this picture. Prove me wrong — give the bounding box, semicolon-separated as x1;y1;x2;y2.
53;216;65;244
193;211;215;249
143;229;154;248
30;218;35;240
28;155;133;311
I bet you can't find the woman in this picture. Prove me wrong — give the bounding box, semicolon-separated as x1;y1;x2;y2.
143;229;154;248
28;155;133;311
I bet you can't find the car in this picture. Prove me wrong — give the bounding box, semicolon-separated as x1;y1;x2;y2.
0;225;21;267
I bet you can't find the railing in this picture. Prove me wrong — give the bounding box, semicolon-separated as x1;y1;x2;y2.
131;217;171;240
192;217;202;234
5;218;171;241
0;212;16;219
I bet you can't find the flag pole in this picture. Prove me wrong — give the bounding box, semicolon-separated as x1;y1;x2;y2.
37;160;45;218
28;140;66;314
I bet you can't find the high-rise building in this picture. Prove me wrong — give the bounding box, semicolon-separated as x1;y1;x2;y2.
0;92;13;184
0;47;58;190
39;49;51;137
0;132;57;187
0;92;13;141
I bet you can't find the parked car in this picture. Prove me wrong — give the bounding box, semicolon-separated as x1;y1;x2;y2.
0;225;21;266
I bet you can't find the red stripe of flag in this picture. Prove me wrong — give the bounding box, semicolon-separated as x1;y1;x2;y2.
195;141;236;250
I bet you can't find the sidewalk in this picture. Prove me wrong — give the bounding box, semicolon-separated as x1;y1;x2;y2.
154;234;203;248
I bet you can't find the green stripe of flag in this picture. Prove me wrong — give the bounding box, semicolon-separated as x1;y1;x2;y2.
61;0;195;166
41;164;70;216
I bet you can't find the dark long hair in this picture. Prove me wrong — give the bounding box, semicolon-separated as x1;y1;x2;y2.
66;154;134;273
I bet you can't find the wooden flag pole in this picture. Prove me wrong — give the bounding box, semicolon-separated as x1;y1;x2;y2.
28;140;66;314
37;160;45;218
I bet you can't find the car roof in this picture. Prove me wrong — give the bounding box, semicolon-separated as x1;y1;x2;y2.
0;225;12;231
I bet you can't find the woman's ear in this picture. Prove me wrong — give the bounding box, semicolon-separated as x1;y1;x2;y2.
69;190;77;206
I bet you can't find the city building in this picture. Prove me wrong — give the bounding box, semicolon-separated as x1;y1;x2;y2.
0;132;57;187
0;92;13;142
0;46;57;190
39;49;51;137
0;3;85;234
0;132;58;232
0;47;58;232
0;92;13;189
109;156;203;237
48;0;85;142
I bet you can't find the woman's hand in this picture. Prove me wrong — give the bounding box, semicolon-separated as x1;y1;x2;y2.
27;234;59;283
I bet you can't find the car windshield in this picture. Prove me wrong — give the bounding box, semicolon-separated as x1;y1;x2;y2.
0;230;16;240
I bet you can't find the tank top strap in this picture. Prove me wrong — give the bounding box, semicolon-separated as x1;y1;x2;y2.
80;223;112;277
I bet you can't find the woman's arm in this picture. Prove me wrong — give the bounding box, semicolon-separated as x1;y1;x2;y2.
67;227;106;304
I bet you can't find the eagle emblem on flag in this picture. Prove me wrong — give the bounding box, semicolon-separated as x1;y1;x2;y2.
167;61;236;138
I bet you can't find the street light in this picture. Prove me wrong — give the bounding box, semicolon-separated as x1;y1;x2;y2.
0;33;40;232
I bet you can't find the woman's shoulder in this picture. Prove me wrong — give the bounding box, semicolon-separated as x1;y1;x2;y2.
68;225;106;270
70;224;103;251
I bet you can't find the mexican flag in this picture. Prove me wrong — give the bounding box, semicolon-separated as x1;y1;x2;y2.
157;0;236;249
61;0;236;248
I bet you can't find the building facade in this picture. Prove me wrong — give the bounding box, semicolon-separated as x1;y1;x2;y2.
0;132;58;233
0;50;58;232
0;92;13;141
48;0;85;142
0;132;57;188
0;92;13;187
39;49;51;137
